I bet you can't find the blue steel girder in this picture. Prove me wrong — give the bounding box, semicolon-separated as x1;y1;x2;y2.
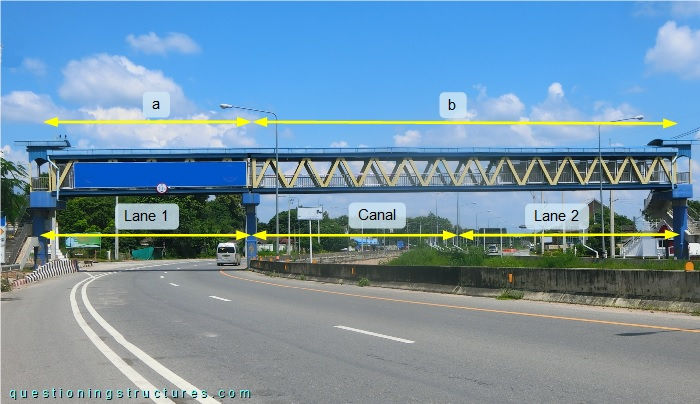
43;147;685;195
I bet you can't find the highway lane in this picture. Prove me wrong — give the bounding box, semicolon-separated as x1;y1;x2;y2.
3;259;699;403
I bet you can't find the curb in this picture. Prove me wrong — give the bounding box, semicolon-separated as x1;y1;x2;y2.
11;259;80;288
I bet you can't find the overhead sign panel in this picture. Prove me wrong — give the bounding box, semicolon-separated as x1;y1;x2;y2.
73;161;246;189
298;207;323;220
116;203;179;230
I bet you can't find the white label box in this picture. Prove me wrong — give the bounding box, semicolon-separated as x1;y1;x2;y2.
349;202;406;229
116;203;179;230
525;203;589;231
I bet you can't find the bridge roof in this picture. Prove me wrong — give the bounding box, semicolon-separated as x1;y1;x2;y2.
47;146;679;160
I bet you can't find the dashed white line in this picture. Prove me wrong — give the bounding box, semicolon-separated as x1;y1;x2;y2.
334;325;415;344
160;276;164;279
169;283;179;287
209;296;231;302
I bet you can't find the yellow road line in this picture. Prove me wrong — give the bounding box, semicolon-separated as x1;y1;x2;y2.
219;270;699;334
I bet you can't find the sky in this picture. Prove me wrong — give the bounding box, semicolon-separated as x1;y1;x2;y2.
2;1;700;228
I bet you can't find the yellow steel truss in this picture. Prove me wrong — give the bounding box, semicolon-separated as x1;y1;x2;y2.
250;156;674;189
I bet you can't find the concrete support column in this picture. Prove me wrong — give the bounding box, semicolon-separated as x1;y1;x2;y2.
242;193;261;266
672;198;689;259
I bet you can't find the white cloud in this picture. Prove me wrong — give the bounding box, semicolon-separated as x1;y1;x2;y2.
623;85;645;94
421;82;641;148
1;145;29;167
330;140;348;147
480;93;524;118
1;91;65;122
547;82;564;99
592;102;642;123
126;32;201;55
671;2;700;18
74;107;256;148
19;57;47;76
58;54;189;110
393;130;422;146
645;21;700;79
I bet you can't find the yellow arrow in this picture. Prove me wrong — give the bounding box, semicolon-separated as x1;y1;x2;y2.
254;230;456;241
44;116;677;129
255;117;677;129
41;230;249;240
43;116;250;127
459;230;678;240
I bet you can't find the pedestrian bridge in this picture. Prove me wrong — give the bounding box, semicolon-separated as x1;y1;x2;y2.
31;146;688;195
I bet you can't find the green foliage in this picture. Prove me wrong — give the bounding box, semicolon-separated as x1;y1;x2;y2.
357;277;370;287
389;247;486;266
1;278;11;292
389;247;689;270
0;158;29;225
497;289;524;300
587;203;637;255
57;194;244;258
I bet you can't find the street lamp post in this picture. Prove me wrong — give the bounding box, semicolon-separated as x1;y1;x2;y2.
220;104;280;254
598;115;643;258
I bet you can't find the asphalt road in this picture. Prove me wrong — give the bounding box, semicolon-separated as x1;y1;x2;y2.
2;259;699;403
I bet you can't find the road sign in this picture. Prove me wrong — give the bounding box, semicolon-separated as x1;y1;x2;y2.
298;206;323;220
66;234;101;248
156;183;168;194
116;203;179;230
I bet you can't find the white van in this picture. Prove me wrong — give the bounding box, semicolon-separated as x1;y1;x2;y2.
216;242;241;266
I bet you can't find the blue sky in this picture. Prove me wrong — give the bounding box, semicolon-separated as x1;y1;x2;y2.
2;1;700;225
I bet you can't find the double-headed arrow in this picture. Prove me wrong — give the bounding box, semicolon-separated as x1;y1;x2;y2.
459;229;678;240
41;230;249;240
41;229;677;241
44;116;678;129
252;230;457;240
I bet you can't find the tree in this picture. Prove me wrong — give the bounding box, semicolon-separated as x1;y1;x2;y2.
0;157;29;225
57;194;245;258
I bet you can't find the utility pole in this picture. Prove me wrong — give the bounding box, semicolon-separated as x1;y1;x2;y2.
610;189;615;258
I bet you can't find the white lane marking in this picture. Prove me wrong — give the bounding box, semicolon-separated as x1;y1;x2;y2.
82;275;220;403
334;325;415;344
169;283;179;287
164;272;168;274
209;296;231;302
70;275;175;404
176;268;181;270
160;276;164;279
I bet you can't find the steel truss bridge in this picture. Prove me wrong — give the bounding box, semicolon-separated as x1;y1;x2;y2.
34;146;689;195
20;141;693;261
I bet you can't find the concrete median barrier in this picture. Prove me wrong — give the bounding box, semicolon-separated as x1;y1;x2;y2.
250;260;700;311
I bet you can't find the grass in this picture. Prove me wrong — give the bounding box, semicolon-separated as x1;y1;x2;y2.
1;278;11;292
497;289;524;300
388;247;692;270
357;278;370;287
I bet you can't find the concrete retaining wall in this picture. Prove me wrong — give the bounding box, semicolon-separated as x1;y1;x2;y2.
251;260;700;303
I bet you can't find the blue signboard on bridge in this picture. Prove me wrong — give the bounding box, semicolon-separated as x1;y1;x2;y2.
73;161;247;189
